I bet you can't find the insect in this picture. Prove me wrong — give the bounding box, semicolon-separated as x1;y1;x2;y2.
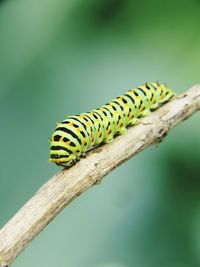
49;82;175;167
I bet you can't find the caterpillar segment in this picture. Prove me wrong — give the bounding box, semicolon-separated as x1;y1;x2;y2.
50;82;175;167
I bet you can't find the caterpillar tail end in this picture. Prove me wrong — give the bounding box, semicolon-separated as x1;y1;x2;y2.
160;84;176;104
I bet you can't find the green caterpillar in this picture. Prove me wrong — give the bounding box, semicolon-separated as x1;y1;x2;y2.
49;82;175;167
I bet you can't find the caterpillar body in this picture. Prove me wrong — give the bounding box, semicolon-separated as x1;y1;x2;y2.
49;82;175;167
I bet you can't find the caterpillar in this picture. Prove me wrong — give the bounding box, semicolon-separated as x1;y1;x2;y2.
49;82;175;167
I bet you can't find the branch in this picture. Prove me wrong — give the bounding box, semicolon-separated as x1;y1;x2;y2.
0;85;200;267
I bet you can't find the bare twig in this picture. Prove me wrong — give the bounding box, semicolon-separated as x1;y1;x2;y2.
0;85;200;267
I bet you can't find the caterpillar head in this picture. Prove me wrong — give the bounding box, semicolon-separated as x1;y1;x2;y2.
49;133;76;167
49;150;76;167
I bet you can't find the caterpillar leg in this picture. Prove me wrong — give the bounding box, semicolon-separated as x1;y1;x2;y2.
81;152;87;158
160;91;176;104
150;102;159;110
103;136;114;143
128;117;139;126
139;109;151;117
118;127;126;135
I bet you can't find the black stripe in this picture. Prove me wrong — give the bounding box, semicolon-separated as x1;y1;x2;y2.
121;97;128;104
50;154;69;159
100;108;109;117
72;123;79;128
150;84;157;91
103;106;114;117
83;116;89;122
50;145;72;154
63;137;70;142
137;87;147;96
92;112;101;121
111;104;117;111
84;114;95;125
68;117;87;131
93;111;104;121
80;130;86;138
83;114;95;133
166;90;170;95
146;84;151;90
133;91;139;97
113;101;124;111
69;141;76;147
93;113;98;119
148;84;157;100
124;94;135;105
56;127;82;145
139;100;143;109
106;121;111;130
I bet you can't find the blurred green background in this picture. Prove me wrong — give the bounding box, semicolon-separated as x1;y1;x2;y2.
0;0;200;266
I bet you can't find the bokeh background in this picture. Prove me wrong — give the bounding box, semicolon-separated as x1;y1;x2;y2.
0;0;200;266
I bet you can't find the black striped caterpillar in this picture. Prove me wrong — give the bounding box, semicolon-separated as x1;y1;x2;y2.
49;82;175;167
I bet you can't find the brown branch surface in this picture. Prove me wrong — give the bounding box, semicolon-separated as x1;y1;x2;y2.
0;85;200;267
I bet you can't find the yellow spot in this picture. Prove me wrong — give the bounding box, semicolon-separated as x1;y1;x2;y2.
82;138;87;145
71;147;76;152
107;129;111;134
77;128;81;132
